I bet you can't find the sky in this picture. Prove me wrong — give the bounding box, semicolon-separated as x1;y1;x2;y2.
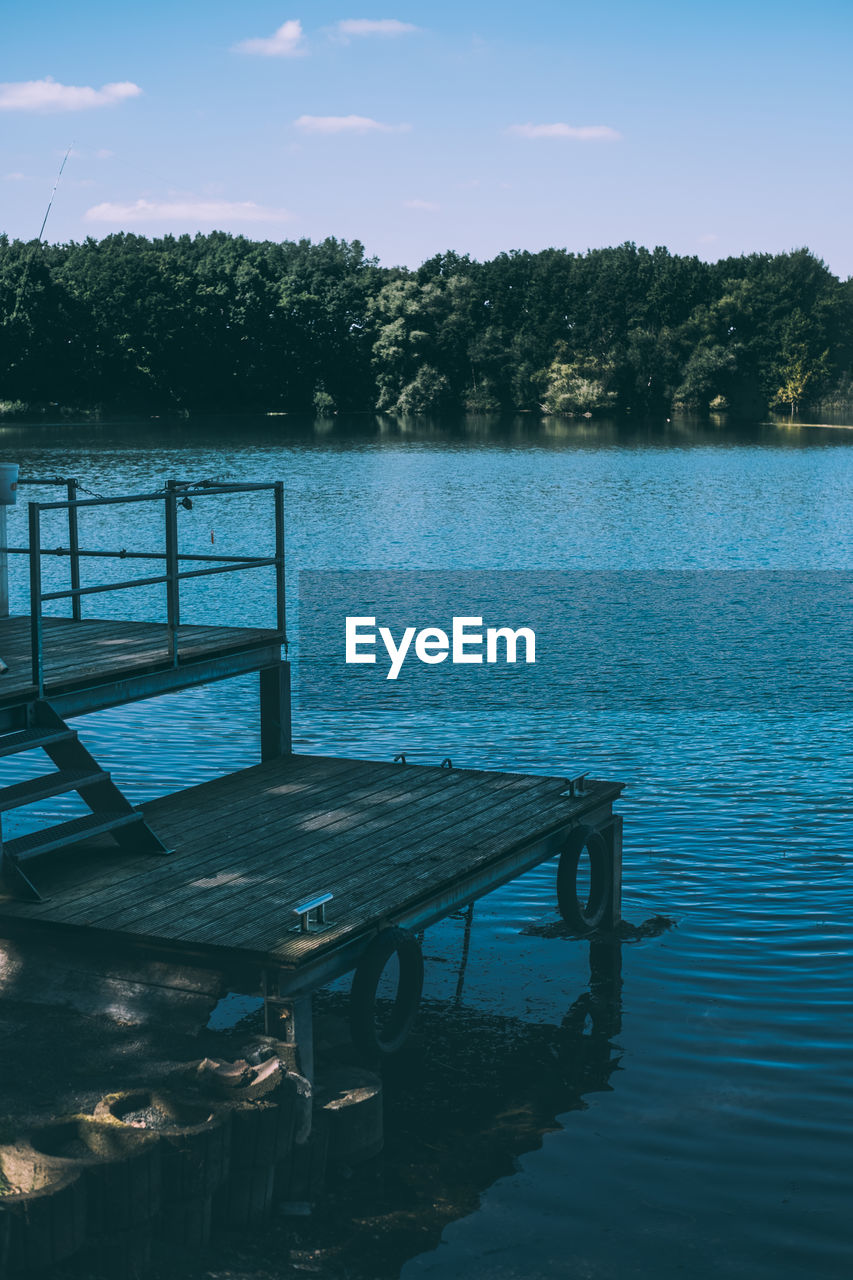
2;1;853;274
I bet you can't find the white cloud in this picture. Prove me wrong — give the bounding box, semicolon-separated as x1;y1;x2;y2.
85;199;292;225
295;114;410;134
403;198;439;211
507;122;621;141
335;18;421;38
233;19;306;57
3;172;27;181
0;77;141;113
96;149;115;160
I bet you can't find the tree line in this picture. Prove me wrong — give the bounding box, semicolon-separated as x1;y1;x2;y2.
1;232;851;418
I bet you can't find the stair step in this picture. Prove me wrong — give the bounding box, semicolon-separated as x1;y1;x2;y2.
3;810;144;861
0;726;77;759
0;769;109;813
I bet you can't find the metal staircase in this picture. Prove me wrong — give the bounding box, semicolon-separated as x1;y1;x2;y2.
0;702;169;902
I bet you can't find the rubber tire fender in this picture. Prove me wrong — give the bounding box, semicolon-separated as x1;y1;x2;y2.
557;825;611;934
350;927;424;1057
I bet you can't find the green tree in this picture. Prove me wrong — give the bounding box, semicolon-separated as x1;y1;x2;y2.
539;354;618;415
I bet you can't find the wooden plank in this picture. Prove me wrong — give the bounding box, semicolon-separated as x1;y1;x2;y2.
96;770;563;946
192;778;616;956
0;616;282;708
41;632;276;682
200;772;556;934
264;790;617;966
34;763;518;935
0;767;108;812
4;756;375;919
301;783;607;924
141;756;478;850
18;752;386;916
73;763;490;933
218;776;590;954
0;729;622;977
0;783;615;969
153;780;606;965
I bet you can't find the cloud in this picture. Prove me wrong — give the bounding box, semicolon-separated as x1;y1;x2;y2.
335;18;421;38
403;198;439;211
295;114;410;134
96;149;115;160
507;122;621;141
85;199;292;225
0;77;141;113
3;172;27;181
233;19;306;57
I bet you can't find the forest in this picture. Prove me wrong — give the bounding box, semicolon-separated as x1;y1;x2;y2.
0;232;851;418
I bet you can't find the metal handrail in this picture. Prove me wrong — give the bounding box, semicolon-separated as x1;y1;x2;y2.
6;548;272;563
22;480;286;696
39;559;277;601
18;476;81;619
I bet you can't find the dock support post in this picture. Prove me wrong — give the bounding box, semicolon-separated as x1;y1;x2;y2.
263;972;314;1084
605;814;623;929
260;661;292;761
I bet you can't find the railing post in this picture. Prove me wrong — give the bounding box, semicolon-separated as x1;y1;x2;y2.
164;484;180;666
0;505;7;621
0;461;18;620
274;481;286;637
66;477;81;621
28;502;44;696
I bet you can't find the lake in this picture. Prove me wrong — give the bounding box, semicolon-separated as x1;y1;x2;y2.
0;412;851;1279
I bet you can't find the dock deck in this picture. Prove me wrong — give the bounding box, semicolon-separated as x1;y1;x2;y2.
0;754;622;994
0;616;284;723
0;477;624;1062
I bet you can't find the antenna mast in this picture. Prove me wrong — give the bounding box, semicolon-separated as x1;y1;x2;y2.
38;143;73;242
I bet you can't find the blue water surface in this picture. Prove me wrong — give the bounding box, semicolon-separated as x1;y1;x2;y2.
0;413;850;1279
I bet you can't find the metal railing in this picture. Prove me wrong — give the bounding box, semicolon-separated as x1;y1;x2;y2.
8;479;286;696
17;476;82;619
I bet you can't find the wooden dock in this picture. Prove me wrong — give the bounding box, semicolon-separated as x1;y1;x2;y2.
0;475;625;1068
0;753;623;996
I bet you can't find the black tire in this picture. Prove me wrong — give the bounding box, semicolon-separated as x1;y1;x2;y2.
350;927;423;1057
557;826;611;934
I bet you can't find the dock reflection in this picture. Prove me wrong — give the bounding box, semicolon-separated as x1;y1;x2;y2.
305;933;628;1279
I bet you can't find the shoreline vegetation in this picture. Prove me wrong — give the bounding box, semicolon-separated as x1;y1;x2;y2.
1;233;852;421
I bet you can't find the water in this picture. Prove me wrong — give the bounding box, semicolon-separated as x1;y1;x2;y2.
0;413;851;1278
